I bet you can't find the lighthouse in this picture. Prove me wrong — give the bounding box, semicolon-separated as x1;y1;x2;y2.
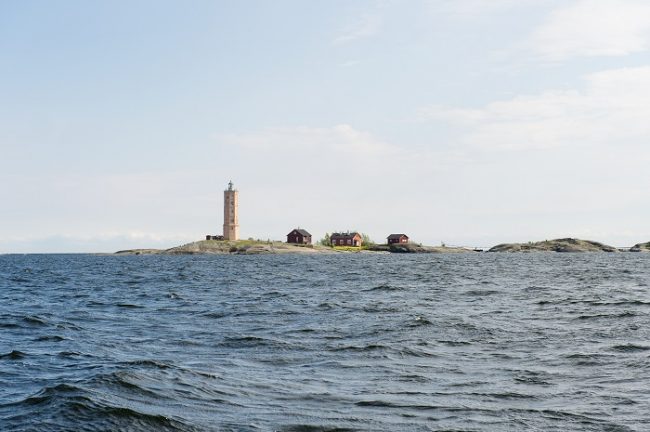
223;181;239;240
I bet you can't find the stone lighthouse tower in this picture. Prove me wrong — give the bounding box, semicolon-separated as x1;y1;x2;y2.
223;181;239;240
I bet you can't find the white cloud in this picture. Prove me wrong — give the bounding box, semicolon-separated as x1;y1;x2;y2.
333;13;382;44
421;66;650;150
429;0;549;15
218;124;398;158
339;59;362;68
530;0;650;60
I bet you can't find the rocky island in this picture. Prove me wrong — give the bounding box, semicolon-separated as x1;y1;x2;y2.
115;240;337;255
116;182;648;256
115;239;479;255
488;238;618;253
113;183;485;256
630;242;650;252
115;238;650;255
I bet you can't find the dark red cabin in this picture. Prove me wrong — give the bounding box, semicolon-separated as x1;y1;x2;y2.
287;228;312;244
387;234;409;244
330;232;362;247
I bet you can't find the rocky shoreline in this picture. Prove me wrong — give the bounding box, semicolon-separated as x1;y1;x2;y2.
115;238;650;255
114;240;479;255
115;240;337;255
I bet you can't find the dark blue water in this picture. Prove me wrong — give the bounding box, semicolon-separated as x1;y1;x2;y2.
1;253;650;431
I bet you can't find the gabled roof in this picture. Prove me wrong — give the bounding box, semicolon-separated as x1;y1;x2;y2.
387;233;409;239
288;228;311;237
331;232;361;239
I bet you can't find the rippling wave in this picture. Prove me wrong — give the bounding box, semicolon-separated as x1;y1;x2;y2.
1;253;650;431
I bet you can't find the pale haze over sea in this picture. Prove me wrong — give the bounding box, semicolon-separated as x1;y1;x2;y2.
2;0;650;253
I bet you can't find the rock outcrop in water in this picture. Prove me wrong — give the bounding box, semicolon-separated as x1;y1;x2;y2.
367;243;476;253
113;249;162;255
630;242;650;252
488;238;618;253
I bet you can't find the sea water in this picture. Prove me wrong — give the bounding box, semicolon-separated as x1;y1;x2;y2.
1;253;650;431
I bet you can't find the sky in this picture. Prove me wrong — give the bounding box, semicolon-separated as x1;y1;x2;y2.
2;0;650;253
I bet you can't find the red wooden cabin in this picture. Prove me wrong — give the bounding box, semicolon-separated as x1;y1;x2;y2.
387;234;409;244
330;232;362;247
287;228;312;244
